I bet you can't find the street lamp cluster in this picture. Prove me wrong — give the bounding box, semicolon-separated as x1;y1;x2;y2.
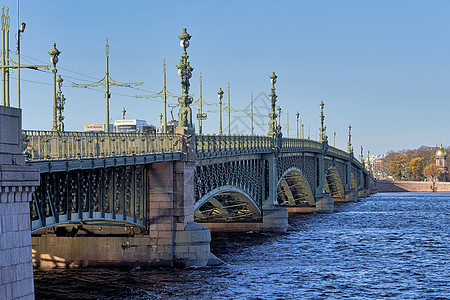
176;28;194;133
217;87;224;135
48;43;67;132
38;28;360;155
48;43;61;131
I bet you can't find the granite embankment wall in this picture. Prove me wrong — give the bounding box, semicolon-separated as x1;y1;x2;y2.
376;180;450;193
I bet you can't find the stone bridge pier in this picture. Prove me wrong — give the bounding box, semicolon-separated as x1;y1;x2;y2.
0;106;39;299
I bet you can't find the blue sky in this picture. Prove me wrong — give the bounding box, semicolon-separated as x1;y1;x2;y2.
4;0;450;154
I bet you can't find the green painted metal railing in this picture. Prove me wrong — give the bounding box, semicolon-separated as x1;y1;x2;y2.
281;138;322;152
328;145;350;158
23;131;366;170
22;131;183;161
195;134;273;157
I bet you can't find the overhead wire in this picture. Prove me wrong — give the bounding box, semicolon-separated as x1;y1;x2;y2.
21;53;161;94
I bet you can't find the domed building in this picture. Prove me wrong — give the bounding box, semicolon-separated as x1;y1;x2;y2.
435;144;448;182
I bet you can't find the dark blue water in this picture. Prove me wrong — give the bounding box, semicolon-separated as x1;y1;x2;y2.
34;193;450;299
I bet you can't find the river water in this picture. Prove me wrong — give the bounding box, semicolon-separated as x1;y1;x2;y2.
34;193;450;299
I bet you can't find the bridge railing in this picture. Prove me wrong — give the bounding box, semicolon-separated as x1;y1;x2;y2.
195;134;273;157
22;131;183;161
328;145;351;159
281;138;322;152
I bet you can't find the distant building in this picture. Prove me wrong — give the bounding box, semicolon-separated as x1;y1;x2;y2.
84;124;107;132
366;154;388;180
114;119;156;133
435;144;448;182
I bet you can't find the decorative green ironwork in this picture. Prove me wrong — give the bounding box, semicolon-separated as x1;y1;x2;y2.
48;43;60;131
25;130;371;229
31;165;146;232
348;125;353;154
268;72;278;137
22;131;183;161
360;145;364;162
56;75;66;132
176;28;194;133
217;87;224;135
319;101;327;142
195;134;273;158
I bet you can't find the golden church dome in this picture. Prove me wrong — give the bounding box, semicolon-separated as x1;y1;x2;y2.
436;144;447;157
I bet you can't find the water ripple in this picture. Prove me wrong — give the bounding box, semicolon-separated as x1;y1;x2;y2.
35;193;450;299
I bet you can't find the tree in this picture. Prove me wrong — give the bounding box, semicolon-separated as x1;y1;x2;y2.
408;157;424;180
388;154;408;180
423;164;441;182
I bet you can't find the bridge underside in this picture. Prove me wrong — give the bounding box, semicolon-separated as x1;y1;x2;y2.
31;165;146;232
277;170;315;212
325;168;345;199
195;189;261;223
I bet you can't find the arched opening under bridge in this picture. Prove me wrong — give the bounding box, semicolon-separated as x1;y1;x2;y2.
194;186;262;232
277;168;315;213
325;167;345;201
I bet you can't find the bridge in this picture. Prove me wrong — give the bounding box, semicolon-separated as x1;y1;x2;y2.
0;28;375;289
23;127;374;268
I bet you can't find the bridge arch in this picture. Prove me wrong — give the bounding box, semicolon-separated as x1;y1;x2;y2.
325;166;345;199
194;186;261;222
276;167;315;206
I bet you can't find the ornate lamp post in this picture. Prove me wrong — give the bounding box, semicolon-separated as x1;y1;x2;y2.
360;145;364;162
296;111;299;138
319;101;327;142
268;72;278;137
49;43;60;131
56;75;66;131
218;87;224;135
176;28;194;133
333;131;336;147
348;125;353;154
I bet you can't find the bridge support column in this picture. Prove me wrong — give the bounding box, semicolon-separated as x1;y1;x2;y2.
148;160;214;267
344;189;358;202
315;153;334;213
261;153;288;232
358;169;367;198
262;207;288;232
342;160;357;202
0;106;39;299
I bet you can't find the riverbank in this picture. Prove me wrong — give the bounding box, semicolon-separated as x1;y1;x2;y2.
376;180;450;192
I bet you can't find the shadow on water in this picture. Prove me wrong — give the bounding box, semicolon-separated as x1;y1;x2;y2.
34;193;450;299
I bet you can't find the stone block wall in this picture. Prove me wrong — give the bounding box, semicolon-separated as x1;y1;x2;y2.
376;180;450;193
0;106;39;299
0;195;35;300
